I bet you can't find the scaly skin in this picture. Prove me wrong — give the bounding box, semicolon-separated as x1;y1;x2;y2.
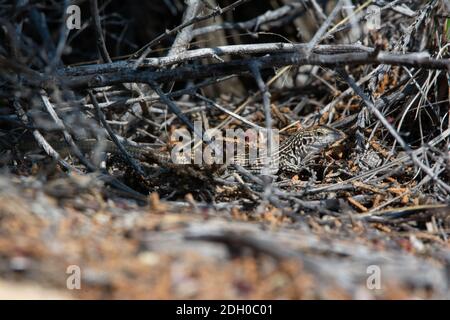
16;126;346;174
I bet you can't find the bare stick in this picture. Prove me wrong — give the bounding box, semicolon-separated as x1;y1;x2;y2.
41;93;97;172
192;3;304;37
90;0;112;63
13;100;74;172
51;50;450;89
168;0;203;58
90;91;146;177
60;43;373;76
194;93;264;130
306;0;344;54
132;0;252;68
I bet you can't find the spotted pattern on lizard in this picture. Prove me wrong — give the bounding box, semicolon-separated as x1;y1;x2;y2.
14;126;346;175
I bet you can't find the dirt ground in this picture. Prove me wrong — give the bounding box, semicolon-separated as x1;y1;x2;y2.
0;174;448;299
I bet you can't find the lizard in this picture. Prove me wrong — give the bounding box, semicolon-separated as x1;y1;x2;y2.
12;126;346;175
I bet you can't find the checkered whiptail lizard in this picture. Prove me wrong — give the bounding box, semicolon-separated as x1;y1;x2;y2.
15;126;346;174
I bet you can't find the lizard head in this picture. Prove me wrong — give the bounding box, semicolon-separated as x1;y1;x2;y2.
305;125;346;152
282;126;346;167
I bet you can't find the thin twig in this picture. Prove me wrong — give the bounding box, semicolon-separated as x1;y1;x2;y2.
90;91;146;177
90;0;112;63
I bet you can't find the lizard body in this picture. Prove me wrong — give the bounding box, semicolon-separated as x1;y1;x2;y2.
16;126;345;174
